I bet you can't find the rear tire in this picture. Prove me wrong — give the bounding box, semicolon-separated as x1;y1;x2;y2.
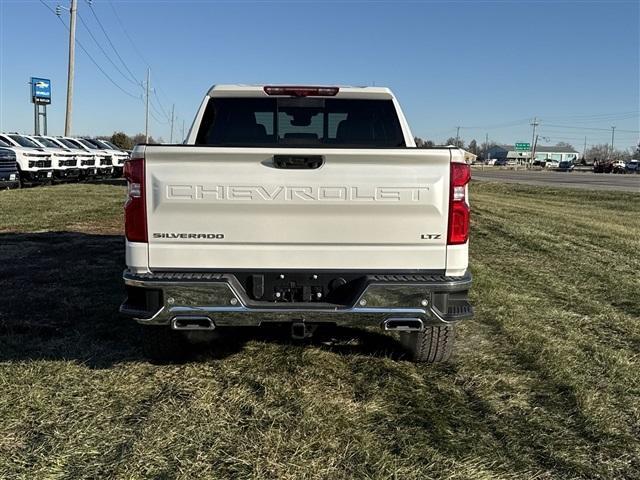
399;325;455;363
141;326;189;363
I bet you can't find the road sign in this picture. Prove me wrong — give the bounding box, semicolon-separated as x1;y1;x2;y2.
515;142;530;151
31;77;51;105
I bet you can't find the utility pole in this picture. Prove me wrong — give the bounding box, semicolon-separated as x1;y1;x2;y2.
455;126;461;146
170;104;175;143
181;119;185;143
533;134;539;165
610;126;616;159
485;133;489;158
144;67;150;142
64;0;78;136
529;117;539;168
583;136;587;162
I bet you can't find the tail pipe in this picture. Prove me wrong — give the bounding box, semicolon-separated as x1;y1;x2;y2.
171;316;215;331
383;318;424;332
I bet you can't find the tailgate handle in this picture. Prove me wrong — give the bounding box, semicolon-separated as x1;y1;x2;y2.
272;155;324;170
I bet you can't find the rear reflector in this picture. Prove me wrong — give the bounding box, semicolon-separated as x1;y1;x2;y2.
264;86;339;97
123;155;147;243
447;162;471;245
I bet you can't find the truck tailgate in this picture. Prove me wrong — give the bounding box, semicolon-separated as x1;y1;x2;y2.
144;147;451;270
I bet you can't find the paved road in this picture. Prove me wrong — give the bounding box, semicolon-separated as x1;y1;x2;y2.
472;169;640;192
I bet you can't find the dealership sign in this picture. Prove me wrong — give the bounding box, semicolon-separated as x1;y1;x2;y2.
515;142;530;151
31;77;51;104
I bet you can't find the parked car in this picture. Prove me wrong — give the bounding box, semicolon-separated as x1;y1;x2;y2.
0;139;20;189
34;136;99;180
21;134;81;182
58;137;114;178
625;159;639;174
120;84;473;363
555;160;574;172
593;161;610;173
82;138;129;177
612;160;626;174
494;158;508;166
545;159;560;169
0;133;53;185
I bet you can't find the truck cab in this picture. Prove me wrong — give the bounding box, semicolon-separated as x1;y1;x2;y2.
120;85;473;363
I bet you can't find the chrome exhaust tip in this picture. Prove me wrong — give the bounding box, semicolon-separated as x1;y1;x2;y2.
383;318;424;332
171;316;215;331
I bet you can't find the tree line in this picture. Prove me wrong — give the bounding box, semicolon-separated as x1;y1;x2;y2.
414;136;640;162
97;132;165;151
414;136;498;159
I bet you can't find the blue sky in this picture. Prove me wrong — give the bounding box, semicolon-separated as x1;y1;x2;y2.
1;0;638;150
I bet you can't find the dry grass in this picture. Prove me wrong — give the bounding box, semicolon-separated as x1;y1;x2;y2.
0;181;638;479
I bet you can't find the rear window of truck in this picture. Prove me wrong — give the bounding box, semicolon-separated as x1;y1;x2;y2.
196;98;405;148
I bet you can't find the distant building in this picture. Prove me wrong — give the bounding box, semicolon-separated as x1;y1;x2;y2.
487;145;579;164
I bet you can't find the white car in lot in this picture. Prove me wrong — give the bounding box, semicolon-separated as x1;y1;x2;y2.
59;137;114;178
545;159;560;169
82;138;129;177
20;134;81;181
34;136;99;179
0;133;53;185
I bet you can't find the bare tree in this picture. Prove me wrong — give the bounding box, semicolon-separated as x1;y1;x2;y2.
468;139;478;155
414;137;436;148
478;140;499;159
132;133;157;145
445;137;464;148
555;141;575;150
584;144;608;163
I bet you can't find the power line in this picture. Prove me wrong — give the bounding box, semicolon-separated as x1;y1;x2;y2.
85;0;140;86
105;0;175;124
459;118;532;130
148;107;167;125
77;10;141;87
39;0;141;100
540;111;639;122
152;89;171;121
543;123;639;133
107;0;150;67
149;100;169;124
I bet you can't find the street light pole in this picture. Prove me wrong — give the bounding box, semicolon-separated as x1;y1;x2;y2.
64;0;78;136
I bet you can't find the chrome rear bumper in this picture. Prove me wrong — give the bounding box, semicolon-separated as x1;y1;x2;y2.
120;270;472;329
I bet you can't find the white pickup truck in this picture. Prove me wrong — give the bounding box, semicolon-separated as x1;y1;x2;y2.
120;85;473;363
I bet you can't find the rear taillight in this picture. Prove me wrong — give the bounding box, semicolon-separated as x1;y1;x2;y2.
263;86;339;97
447;162;471;245
123;155;147;243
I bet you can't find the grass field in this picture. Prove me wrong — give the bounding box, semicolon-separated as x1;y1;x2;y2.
1;182;639;479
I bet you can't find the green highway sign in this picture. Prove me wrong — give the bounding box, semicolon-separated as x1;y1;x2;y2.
515;142;530;151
